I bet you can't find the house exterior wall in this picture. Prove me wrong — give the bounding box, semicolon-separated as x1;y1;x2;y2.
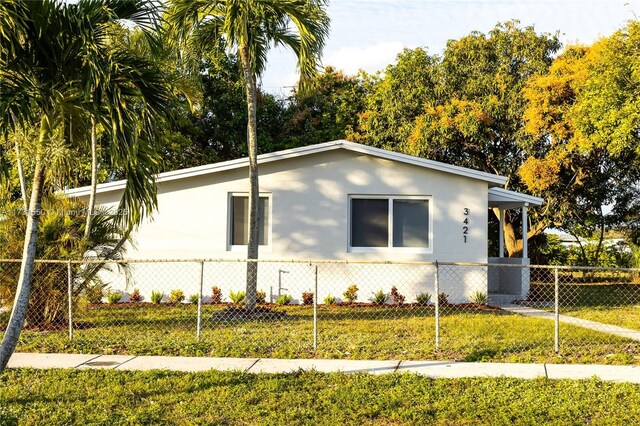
85;149;490;303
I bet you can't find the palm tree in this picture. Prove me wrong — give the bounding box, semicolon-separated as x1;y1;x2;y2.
0;0;173;371
168;0;330;309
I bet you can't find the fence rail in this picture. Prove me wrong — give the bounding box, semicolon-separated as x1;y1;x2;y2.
1;259;639;364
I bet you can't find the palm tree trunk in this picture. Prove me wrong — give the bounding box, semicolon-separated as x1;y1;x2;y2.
240;45;259;311
10;112;28;211
0;119;49;371
84;116;98;239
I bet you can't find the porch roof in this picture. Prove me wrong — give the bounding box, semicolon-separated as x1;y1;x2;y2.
488;187;544;209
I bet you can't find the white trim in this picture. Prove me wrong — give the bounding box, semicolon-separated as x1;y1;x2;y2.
226;192;272;252
64;140;508;197
347;194;433;254
488;187;544;207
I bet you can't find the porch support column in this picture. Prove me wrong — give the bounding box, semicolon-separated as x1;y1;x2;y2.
522;203;529;259
498;208;504;258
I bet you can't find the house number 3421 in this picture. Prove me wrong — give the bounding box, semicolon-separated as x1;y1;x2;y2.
462;208;470;243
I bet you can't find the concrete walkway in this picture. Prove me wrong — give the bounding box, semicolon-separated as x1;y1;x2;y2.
498;304;640;342
7;352;640;383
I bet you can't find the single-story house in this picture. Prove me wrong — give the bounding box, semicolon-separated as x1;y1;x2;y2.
66;140;543;304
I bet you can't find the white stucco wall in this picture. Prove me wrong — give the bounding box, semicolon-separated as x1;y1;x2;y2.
84;149;490;303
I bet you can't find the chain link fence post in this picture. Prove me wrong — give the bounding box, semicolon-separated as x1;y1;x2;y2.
554;266;560;353
434;261;440;351
313;264;318;351
67;260;73;340
197;260;204;342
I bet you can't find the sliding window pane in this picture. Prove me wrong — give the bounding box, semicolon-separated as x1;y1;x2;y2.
258;197;269;245
351;199;389;247
232;196;248;245
393;199;429;247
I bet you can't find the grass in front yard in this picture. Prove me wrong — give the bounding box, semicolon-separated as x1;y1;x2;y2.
1;368;640;425
562;306;640;331
10;304;639;364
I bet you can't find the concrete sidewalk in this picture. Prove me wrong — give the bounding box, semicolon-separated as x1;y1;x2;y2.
7;352;640;383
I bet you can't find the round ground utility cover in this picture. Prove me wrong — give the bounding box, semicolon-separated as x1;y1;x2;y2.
84;361;120;367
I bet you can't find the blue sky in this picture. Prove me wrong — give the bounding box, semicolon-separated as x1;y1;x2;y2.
261;0;639;94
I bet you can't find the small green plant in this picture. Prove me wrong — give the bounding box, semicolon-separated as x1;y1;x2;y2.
469;291;488;305
302;291;314;305
343;284;359;304
189;294;200;304
390;286;405;305
229;290;246;304
438;292;450;305
276;294;292;305
106;290;122;304
129;288;143;303
416;292;432;305
372;289;388;305
256;290;266;304
84;285;104;304
211;286;222;304
168;289;185;304
150;291;164;304
323;294;336;305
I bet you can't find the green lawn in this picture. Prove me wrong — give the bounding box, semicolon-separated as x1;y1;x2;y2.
8;304;640;364
561;306;640;330
1;369;640;425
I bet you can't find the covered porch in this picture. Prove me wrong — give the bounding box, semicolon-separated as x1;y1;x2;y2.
487;187;544;303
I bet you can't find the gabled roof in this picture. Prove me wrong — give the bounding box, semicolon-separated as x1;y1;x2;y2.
65;140;508;197
488;187;544;208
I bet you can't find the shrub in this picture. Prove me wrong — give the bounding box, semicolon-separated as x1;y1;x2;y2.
323;294;336;305
150;291;164;304
229;290;246;304
302;291;314;305
390;286;405;305
168;289;185;304
372;289;388;305
416;292;432;305
276;294;292;305
211;286;223;303
0;195;131;326
129;288;143;303
438;292;450;305
189;294;200;304
106;290;122;304
256;290;267;304
343;284;359;304
84;285;104;304
469;291;488;305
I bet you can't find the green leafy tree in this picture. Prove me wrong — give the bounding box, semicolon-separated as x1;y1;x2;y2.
283;66;366;148
353;22;561;257
0;195;131;326
169;0;330;309
0;0;173;371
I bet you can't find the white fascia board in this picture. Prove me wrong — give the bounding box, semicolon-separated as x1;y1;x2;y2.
488;187;544;206
64;139;507;197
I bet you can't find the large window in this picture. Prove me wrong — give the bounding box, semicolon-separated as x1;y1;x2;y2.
350;196;430;250
230;194;270;246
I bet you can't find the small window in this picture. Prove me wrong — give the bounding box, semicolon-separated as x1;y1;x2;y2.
230;195;270;246
350;196;430;250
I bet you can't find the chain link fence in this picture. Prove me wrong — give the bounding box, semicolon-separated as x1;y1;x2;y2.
1;259;639;363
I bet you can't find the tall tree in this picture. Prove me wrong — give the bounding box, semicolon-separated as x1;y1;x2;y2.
168;0;330;309
0;0;173;371
521;23;640;265
352;22;561;257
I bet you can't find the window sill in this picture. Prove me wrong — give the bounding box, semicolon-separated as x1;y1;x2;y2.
348;247;432;254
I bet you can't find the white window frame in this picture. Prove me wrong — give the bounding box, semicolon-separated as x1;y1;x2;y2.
227;192;272;252
348;194;433;254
